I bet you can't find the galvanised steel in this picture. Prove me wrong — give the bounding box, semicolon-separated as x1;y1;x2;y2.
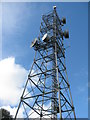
15;6;76;120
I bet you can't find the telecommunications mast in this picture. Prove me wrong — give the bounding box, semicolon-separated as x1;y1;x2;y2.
15;6;76;120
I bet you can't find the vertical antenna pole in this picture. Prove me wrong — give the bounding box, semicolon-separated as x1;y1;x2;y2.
53;6;62;119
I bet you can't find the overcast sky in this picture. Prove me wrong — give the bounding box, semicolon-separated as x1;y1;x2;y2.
0;2;88;118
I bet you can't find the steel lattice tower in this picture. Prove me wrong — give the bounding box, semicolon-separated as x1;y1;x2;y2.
15;6;76;120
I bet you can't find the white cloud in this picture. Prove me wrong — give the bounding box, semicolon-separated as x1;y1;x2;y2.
0;57;28;106
0;103;51;118
0;105;24;118
29;102;51;118
0;57;52;118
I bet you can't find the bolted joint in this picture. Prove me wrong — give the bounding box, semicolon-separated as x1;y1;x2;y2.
58;86;61;90
68;83;70;88
43;90;45;94
72;106;75;110
21;96;23;101
28;74;30;78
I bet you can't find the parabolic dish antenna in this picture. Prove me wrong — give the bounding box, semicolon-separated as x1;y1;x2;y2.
30;38;38;48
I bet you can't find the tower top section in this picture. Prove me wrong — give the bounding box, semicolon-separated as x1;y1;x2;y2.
31;6;69;51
